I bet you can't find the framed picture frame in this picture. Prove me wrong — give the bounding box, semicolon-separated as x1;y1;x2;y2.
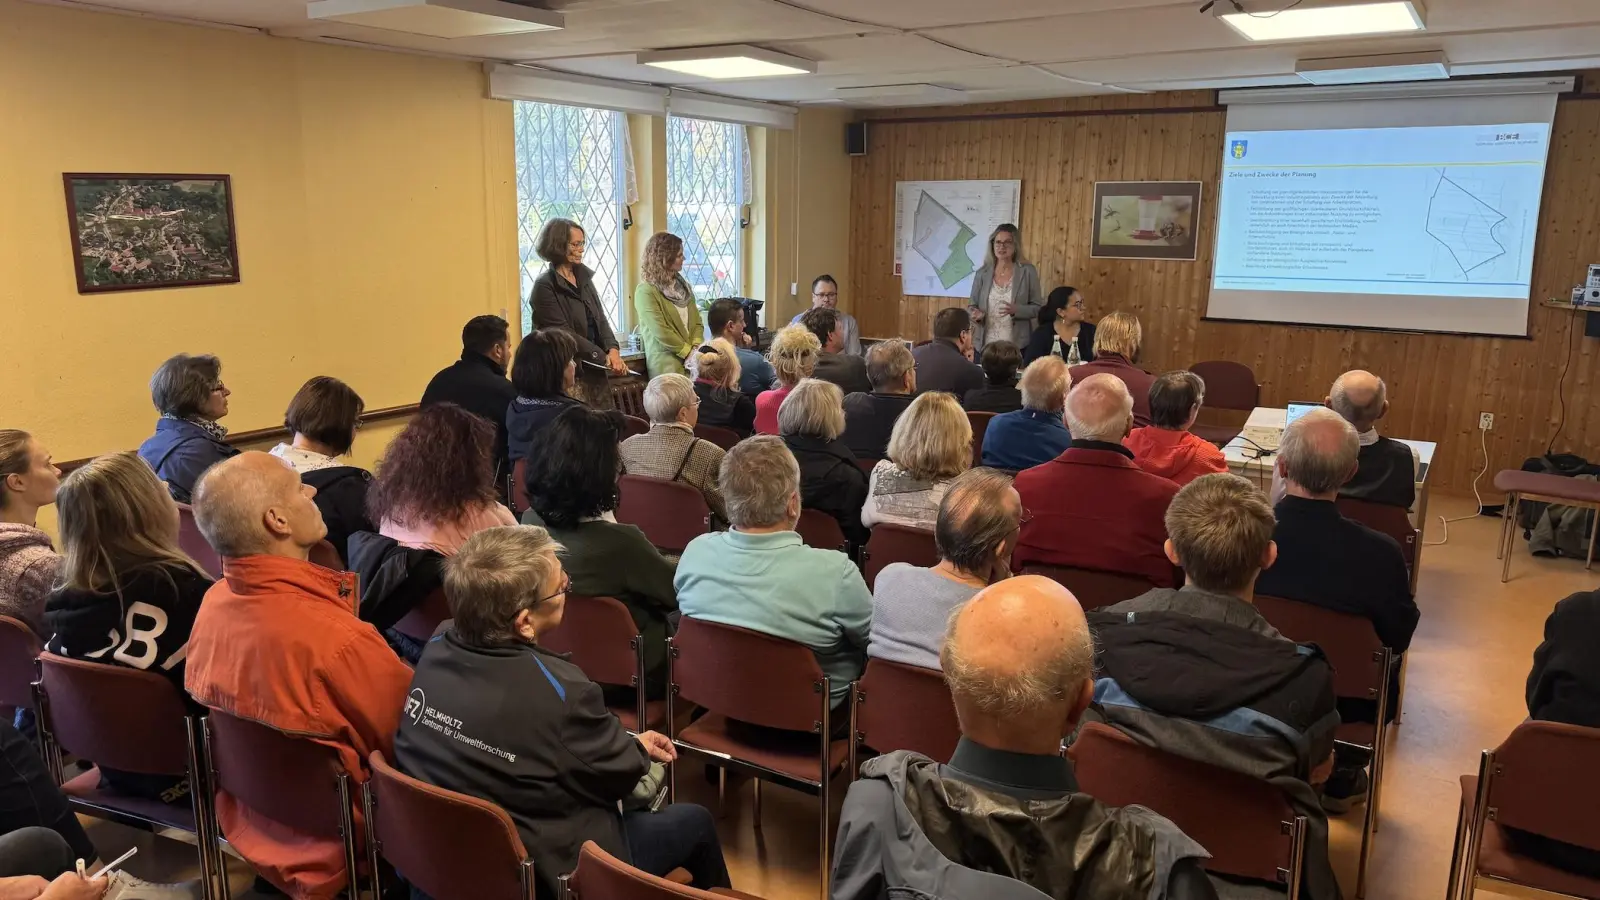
63;173;241;293
1091;181;1203;261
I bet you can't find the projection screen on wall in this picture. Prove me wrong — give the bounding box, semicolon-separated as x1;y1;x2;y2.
1206;79;1568;337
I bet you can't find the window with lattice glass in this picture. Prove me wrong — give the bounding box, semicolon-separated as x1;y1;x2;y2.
514;101;627;336
667;116;745;299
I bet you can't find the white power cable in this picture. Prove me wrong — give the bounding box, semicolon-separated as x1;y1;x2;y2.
1424;426;1488;546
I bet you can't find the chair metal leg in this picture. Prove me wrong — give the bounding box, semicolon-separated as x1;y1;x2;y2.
1500;494;1519;582
847;683;861;785
1587;502;1598;570
1285;815;1308;900
1355;651;1393;898
335;773;360;900
362;781;382;900
818;693;832;900
184;717;219;900
202;719;233;900
717;768;726;817
1444;792;1471;900
752;779;763;828
1496;492;1511;560
1458;752;1496;900
666;642;678;805
522;861;537;900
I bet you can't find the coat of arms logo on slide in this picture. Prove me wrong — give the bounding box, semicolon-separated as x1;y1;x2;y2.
1231;140;1249;160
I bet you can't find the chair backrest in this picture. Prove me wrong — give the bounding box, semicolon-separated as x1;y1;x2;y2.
37;653;191;776
0;616;40;709
670;617;826;734
855;658;961;763
309;540;343;571
862;524;938;590
367;751;533;900
509;457;530;516
796;508;848;552
538;595;640;688
692;424;740;451
966;411;996;468
206;708;351;839
1334;497;1418;570
616;475;712;554
392;586;452;641
622;416;651;439
568;840;732;900
1188;361;1260;412
1253;595;1385;703
1485;720;1600;852
1020;563;1152;611
176;503;221;578
1070;721;1300;884
854;458;879;474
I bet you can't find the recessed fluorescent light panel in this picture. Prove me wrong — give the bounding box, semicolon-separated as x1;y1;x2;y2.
307;0;564;38
1218;0;1424;42
636;45;815;79
1297;51;1448;85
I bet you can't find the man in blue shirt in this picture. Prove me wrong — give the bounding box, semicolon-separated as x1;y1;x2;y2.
982;356;1073;471
705;298;775;396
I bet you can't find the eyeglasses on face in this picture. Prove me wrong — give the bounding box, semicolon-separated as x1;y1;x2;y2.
815;291;838;299
993;238;1016;247
534;573;570;606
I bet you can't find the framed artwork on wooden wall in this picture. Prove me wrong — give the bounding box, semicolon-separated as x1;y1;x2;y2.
63;173;240;293
1091;181;1202;261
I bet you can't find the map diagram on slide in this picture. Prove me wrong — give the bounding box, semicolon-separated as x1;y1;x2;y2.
911;192;978;289
1425;169;1510;280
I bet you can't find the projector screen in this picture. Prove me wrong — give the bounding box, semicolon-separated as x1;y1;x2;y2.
1207;85;1561;337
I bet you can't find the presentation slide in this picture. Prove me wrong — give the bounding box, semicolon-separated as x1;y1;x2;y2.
1215;124;1548;299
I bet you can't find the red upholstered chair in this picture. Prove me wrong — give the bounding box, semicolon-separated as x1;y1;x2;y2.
693;424;741;451
0;616;39;723
509;458;530;516
1070;721;1309;896
849;658;961;779
667;618;848;898
1446;721;1600;900
1019;563;1154;611
539;594;660;732
565;840;766;900
623;416;651;439
966;411;996;468
860;524;938;591
1336;497;1420;592
365;751;535;900
203;708;370;900
796;508;848;553
1188;360;1259;446
34;654;222;899
854;458;879;475
177;503;221;578
309;540;343;571
1254;594;1394;898
617;475;713;555
392;586;452;642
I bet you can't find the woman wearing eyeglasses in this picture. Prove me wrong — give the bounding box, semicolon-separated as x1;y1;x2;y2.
529;217;627;409
966;223;1043;351
1023;286;1097;367
137;352;239;503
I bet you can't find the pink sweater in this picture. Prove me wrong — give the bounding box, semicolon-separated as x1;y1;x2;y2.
379;502;518;556
0;523;59;636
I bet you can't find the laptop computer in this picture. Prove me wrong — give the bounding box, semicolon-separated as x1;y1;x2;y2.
1239;402;1322;452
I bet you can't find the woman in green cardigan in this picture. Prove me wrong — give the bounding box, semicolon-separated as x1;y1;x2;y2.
634;231;703;378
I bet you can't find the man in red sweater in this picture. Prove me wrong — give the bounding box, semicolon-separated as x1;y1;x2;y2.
1014;374;1181;587
1124;370;1229;487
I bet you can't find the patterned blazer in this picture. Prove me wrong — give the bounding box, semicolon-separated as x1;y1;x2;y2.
620;424;727;524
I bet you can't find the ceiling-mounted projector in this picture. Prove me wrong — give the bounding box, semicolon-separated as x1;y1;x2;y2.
307;0;564;39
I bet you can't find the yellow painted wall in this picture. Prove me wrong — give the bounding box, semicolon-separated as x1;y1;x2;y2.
755;108;855;328
0;0;518;470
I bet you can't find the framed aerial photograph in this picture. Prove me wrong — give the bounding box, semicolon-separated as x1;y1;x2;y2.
1091;181;1203;261
63;173;240;293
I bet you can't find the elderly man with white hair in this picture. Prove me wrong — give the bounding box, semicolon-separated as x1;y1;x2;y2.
620;373;727;525
184;452;412;899
674;436;871;715
832;576;1217;900
980;355;1073;471
1013;373;1181;587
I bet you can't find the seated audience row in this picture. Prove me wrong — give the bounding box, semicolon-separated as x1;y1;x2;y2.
981;356;1072;471
755;325;820;435
690;338;756;437
803;306;871;396
863;393;971;531
963;340;1023;414
780;379;870;544
621;374;728;526
842;341;916;461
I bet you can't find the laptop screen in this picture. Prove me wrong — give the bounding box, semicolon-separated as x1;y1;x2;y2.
1285;402;1320;426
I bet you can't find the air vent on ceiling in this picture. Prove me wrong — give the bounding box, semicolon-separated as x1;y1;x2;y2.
307;0;564;39
1296;51;1449;85
833;84;967;105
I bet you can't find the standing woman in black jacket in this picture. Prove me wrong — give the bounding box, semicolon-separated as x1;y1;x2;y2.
46;451;213;804
529;217;627;409
270;376;373;565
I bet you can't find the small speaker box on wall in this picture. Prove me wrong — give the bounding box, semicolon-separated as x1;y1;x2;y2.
846;122;868;156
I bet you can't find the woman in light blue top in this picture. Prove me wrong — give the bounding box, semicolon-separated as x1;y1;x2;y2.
674;435;870;710
966;223;1043;351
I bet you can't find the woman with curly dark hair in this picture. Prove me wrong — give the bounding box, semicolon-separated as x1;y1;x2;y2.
522;407;676;696
370;404;516;556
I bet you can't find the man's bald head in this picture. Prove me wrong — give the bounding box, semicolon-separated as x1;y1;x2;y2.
1065;373;1134;442
193;451;326;559
1278;407;1360;495
934;468;1021;583
941;575;1095;752
1329;369;1388;431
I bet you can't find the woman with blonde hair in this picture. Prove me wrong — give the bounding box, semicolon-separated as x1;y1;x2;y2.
863;392;973;530
1069;309;1155;427
0;430;61;636
754;325;820;435
46;451;212;802
966;223;1043;351
634;232;703;378
691;338;756;437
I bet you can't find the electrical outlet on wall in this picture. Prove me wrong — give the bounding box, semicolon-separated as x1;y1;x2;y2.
1480;412;1494;431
